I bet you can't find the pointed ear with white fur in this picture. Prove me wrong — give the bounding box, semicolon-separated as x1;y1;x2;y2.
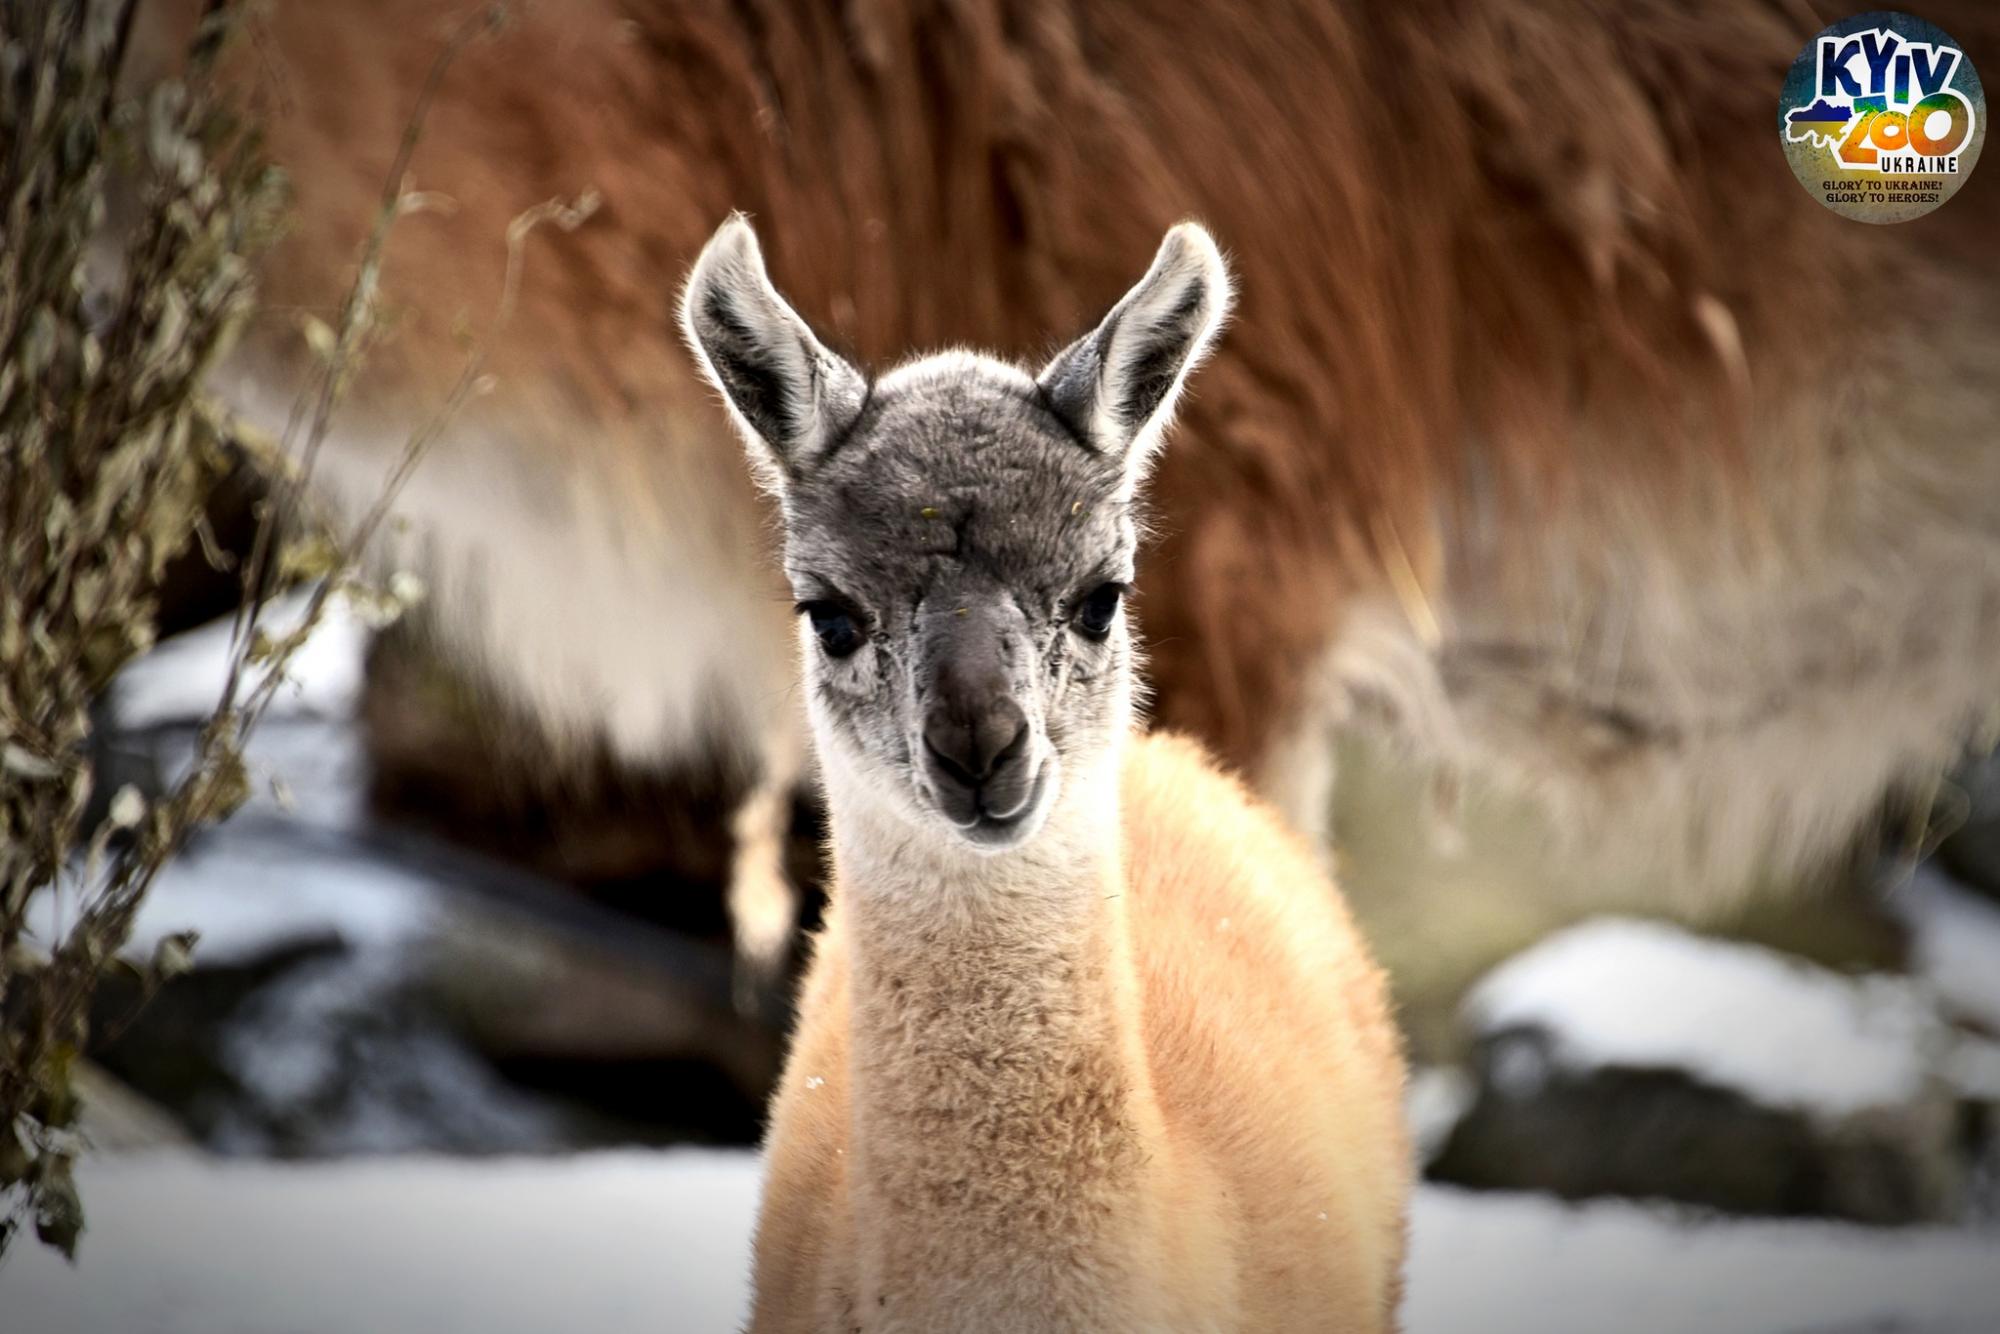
679;214;868;494
1038;222;1232;484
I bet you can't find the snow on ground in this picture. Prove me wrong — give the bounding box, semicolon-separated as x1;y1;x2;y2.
1465;917;1941;1119
1406;1185;1999;1334
8;1152;758;1334
8;1151;1997;1334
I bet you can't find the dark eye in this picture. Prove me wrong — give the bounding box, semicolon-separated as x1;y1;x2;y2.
798;601;867;658
1072;582;1126;640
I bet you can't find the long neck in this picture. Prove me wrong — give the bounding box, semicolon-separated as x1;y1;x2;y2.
824;751;1162;1318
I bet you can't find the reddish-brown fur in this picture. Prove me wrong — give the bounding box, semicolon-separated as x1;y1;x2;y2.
145;0;2000;888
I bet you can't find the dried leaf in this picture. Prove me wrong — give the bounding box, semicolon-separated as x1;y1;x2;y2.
300;313;337;360
151;931;198;983
2;745;59;780
0;1122;30;1188
33;1154;84;1262
107;786;146;830
278;535;341;583
388;570;427;608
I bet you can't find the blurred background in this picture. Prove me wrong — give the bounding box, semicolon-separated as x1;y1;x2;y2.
11;0;2000;1329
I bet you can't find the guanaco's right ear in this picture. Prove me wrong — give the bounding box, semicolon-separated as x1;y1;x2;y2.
679;215;868;495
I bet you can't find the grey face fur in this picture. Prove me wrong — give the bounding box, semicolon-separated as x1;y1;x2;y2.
681;216;1231;852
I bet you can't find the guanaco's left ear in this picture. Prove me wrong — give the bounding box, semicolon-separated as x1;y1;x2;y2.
1038;222;1232;488
679;214;869;496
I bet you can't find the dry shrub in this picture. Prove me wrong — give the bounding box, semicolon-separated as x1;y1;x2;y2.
0;0;281;1260
0;0;497;1260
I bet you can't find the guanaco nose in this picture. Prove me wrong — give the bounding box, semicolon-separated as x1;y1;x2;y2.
923;664;1028;790
920;605;1030;813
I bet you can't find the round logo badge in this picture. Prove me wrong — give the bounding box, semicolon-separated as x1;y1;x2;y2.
1779;11;1984;223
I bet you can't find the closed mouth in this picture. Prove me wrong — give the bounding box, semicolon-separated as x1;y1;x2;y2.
934;762;1051;849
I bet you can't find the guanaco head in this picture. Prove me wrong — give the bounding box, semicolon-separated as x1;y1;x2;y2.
681;216;1230;852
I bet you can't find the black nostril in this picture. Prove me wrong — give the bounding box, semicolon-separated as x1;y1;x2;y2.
923;733;978;790
923;698;1028;789
990;718;1029;771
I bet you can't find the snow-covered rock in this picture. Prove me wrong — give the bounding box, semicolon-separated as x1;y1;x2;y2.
112;586;371;729
1893;862;2000;1038
1464;918;1942;1120
1938;750;2000;901
1434;917;1978;1222
32;597;769;1157
46;806;770;1155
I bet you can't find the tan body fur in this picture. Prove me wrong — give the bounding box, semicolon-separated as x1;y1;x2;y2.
755;731;1409;1332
